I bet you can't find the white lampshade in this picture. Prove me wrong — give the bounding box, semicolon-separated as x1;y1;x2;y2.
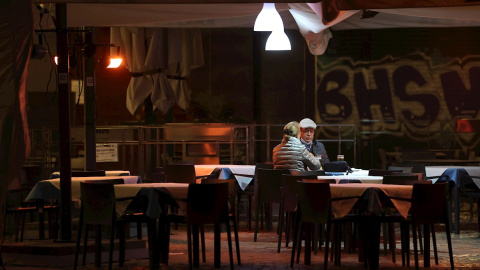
254;3;284;32
265;30;291;51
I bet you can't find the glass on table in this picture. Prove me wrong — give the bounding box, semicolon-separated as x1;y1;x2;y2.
337;155;344;161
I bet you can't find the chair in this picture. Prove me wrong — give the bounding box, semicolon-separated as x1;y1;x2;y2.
378;148;388;170
458;175;480;233
396;183;454;270
152;167;166;183
393;173;425;181
165;164;198;183
233;163;273;230
4;188;58;241
382;174;422;185
166;183;234;270
368;169;402;176
71;170;106;177
277;174;317;253
381;176;432;265
165;163;214;183
74;180;158;270
253;168;290;242
201;178;241;265
388;166;413;173
4;166;58;241
290;182;357;268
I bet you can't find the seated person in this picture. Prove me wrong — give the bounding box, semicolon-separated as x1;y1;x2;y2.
299;118;330;163
273;121;321;171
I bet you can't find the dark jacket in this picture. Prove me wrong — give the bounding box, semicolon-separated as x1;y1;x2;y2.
301;139;330;164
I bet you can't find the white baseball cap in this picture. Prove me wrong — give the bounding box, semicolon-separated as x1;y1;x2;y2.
299;118;317;129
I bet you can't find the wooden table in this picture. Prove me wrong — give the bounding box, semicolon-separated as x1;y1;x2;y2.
318;175;383;184
329;183;413;270
194;164;256;190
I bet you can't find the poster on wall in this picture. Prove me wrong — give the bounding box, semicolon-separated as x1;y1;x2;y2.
96;143;118;162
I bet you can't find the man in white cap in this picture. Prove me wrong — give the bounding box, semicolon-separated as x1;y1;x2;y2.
299;118;330;164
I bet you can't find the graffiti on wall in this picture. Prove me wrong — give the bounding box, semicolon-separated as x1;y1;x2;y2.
315;53;480;149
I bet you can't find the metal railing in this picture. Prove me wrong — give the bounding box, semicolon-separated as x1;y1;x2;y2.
26;123;357;180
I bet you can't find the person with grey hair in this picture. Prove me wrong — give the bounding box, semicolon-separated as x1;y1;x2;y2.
299;118;330;164
272;121;321;171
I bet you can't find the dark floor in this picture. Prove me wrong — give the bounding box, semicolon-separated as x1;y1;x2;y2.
2;206;480;270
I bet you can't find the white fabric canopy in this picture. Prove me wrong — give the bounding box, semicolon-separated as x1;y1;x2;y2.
65;2;480;114
67;3;480;57
111;27;204;114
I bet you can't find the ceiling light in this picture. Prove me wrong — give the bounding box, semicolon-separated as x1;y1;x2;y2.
254;3;284;32
265;30;291;51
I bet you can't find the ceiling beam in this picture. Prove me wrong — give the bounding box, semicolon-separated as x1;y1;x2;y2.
334;0;480;10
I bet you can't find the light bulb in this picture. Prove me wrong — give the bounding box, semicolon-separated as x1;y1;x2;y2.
254;3;284;32
107;58;122;68
265;31;291;51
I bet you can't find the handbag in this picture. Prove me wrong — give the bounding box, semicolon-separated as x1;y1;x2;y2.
323;161;352;173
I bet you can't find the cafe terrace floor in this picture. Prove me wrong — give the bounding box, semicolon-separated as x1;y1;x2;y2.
2;205;480;270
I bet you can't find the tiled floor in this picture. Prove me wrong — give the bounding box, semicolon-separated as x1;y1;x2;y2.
3;207;480;269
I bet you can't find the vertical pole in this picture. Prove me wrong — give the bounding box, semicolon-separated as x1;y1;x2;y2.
55;3;72;241
84;27;96;171
304;43;315;118
253;32;262;163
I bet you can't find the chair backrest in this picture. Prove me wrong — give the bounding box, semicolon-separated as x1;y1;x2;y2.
290;170;325;176
254;163;274;178
388;166;413;173
393;173;424;181
72;170;106;177
382;174;427;185
21;165;42;189
256;168;290;204
201;178;238;213
80;182;116;225
165;164;197;183
296;181;331;224
410;182;449;224
84;178;125;185
368;169;402;176
281;174;318;212
186;183;229;225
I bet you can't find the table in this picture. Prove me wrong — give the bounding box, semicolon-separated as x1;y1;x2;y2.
426;165;480;180
115;183;188;218
318;175;383;184
426;166;480;234
329;183;413;270
317;169;383;184
50;170;131;179
25;175;142;202
194;165;256;190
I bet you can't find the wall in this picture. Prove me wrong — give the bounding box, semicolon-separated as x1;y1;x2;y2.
316;27;480;168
